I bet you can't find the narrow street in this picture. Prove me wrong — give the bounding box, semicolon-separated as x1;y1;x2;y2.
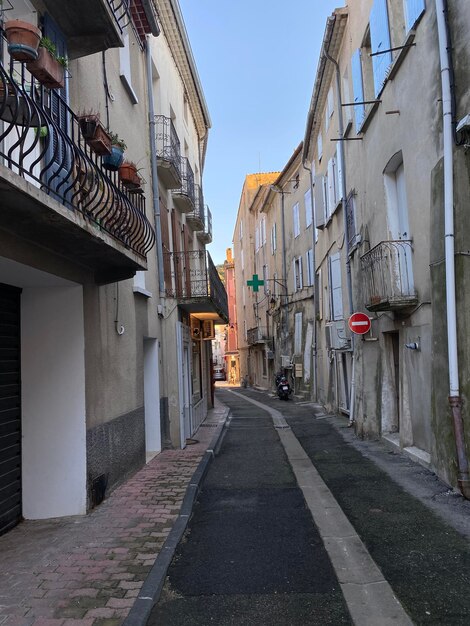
148;388;470;626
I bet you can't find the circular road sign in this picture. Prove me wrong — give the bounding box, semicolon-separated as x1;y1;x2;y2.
348;312;371;335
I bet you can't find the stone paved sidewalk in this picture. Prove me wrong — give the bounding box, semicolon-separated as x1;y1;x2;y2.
0;401;227;626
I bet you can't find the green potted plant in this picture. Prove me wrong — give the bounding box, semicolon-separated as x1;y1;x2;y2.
26;36;67;89
4;19;41;62
102;132;126;171
77;110;112;156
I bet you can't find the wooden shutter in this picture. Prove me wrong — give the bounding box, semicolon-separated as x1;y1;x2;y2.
351;49;365;130
329;253;343;320
314;175;326;228
404;0;425;32
370;0;392;96
159;198;172;291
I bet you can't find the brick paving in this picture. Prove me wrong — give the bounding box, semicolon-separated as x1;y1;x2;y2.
0;402;226;626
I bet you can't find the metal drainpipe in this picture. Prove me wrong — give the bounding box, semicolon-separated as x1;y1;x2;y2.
435;0;470;497
146;37;165;295
324;49;356;425
302;162;318;402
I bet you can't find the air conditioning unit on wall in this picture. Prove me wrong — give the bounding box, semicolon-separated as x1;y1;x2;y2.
325;321;351;351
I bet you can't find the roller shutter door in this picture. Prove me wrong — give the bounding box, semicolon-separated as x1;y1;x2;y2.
0;283;22;535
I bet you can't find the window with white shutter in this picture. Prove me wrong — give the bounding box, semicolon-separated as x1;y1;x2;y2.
305;188;313;228
271;223;277;254
294;257;303;291
314;175;326;228
306;249;314;286
294;312;303;355
370;0;393;97
351;48;366;130
327;158;336;218
317;131;323;161
293;202;300;238
329;253;343;321
403;0;425;32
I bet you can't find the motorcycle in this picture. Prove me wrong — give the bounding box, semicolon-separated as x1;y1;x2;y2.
276;373;291;401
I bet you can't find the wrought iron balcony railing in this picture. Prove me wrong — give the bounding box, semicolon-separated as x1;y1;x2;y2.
172;156;195;212
155;114;181;188
360;240;418;311
186;183;205;230
0;57;155;258
163;249;228;322
107;0;132;34
197;205;212;243
247;326;270;345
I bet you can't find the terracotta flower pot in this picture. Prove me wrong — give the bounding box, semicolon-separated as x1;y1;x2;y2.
4;20;41;62
78;115;112;156
26;47;65;89
118;162;140;188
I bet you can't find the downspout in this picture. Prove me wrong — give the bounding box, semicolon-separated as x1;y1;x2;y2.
146;36;165;295
324;49;356;426
302;162;318;401
435;0;470;497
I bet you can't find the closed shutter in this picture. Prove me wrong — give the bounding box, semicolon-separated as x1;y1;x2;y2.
370;0;392;96
0;284;22;536
314;175;326;228
329;253;343;320
336;148;343;205
327;157;336;216
43;14;71;202
404;0;425;32
351;49;365;130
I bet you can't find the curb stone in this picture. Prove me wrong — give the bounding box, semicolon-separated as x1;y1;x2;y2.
122;405;230;626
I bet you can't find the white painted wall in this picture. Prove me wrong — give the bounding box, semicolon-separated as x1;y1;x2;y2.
21;285;87;518
144;338;161;456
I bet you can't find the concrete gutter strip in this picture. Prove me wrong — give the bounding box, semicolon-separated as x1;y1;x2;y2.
234;391;414;626
123;406;230;626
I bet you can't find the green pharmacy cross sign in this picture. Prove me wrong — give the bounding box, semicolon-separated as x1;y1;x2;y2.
247;274;264;292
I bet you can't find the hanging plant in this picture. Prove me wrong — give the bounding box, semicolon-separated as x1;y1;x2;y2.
102;132;127;171
4;19;41;62
26;37;67;89
77;111;112;156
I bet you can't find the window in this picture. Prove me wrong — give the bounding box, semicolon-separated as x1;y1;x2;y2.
352;48;366;130
271;223;277;254
294;312;303;355
241;248;244;271
343;72;353;127
261;216;266;246
263;264;268;294
317;130;323;161
294;257;303;291
293;202;300;238
329;253;343;321
404;0;425;32
326;86;334;130
255;223;260;252
346;192;357;248
305;188;313;228
306;249;314;286
239;220;243;240
370;0;393;97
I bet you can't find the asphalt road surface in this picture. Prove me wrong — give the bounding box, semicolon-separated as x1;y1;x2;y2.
148;388;470;625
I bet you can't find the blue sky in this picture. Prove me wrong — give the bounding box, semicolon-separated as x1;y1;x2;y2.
178;0;343;265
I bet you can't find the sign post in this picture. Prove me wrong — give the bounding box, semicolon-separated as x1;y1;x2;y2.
348;312;371;335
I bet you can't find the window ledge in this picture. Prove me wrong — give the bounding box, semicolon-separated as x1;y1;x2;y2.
120;74;139;105
133;286;152;298
387;30;416;83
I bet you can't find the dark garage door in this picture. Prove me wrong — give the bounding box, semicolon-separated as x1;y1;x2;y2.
0;283;22;535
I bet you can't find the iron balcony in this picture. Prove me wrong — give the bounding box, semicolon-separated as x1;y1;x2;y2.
197;205;212;244
163;249;228;323
0;55;155;284
246;326;270;345
172;156;195;213
155;114;181;189
360;240;418;311
186;184;205;231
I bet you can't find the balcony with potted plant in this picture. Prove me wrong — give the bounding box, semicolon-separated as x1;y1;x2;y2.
0;38;155;284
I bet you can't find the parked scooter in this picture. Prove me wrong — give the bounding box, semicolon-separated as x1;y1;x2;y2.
276;372;291;401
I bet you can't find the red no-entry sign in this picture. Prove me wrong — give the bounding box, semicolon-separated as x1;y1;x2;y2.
348;312;371;335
